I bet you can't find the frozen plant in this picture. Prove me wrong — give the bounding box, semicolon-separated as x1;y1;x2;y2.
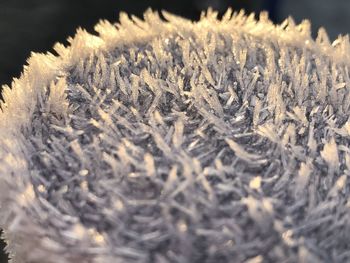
0;8;350;263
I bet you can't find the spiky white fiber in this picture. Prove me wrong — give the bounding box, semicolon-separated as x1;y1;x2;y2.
1;8;350;263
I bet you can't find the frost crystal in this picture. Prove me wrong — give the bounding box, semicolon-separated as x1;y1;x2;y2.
1;8;350;263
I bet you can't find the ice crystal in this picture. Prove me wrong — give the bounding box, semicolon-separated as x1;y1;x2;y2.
1;8;350;263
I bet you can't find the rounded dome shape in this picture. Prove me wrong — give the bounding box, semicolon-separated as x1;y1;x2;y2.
1;9;350;263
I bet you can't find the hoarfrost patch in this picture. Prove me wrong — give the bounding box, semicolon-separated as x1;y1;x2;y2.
1;8;350;263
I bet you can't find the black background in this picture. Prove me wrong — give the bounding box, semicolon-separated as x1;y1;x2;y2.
0;0;347;262
0;0;276;90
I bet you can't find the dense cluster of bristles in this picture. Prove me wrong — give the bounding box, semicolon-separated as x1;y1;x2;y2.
1;8;350;263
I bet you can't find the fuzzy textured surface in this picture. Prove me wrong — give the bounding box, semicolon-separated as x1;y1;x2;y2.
1;8;350;263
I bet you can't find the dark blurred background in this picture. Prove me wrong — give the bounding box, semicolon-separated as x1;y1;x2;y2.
0;0;349;262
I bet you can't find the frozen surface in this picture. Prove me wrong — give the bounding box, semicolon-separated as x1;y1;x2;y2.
1;8;350;263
